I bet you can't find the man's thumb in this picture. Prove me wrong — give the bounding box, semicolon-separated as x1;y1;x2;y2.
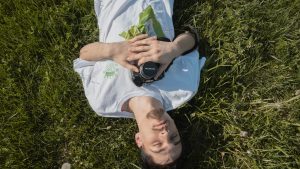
154;64;168;80
123;62;139;73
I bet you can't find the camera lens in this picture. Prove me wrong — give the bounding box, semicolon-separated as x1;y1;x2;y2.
132;73;143;87
140;62;159;79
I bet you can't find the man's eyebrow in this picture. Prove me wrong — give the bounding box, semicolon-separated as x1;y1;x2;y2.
174;139;181;146
170;134;181;145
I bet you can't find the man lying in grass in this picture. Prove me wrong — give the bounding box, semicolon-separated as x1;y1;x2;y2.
74;0;205;168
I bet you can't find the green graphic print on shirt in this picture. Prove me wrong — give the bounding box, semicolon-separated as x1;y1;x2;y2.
103;62;119;79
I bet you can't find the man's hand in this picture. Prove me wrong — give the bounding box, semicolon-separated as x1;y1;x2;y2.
127;35;181;79
110;34;152;72
110;41;139;72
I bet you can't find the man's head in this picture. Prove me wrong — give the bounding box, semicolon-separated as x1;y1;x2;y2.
128;96;182;166
135;108;182;166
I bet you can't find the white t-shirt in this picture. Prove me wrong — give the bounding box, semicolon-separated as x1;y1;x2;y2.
73;0;206;118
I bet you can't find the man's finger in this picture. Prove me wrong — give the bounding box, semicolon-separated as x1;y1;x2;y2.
137;57;154;66
129;34;148;43
132;36;157;46
127;52;150;61
150;36;157;41
130;46;151;53
154;64;168;80
122;61;139;72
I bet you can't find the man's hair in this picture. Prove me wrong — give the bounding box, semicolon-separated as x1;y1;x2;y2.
140;147;183;169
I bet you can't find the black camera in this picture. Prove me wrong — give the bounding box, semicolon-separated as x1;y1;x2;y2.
131;37;171;87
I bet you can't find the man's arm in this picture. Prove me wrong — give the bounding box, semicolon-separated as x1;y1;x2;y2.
79;34;151;72
172;32;197;58
79;42;115;61
79;41;140;72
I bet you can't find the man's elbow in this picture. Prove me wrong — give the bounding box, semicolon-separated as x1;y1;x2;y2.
79;46;89;60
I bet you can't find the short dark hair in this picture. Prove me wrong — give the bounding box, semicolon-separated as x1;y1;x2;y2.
140;148;183;169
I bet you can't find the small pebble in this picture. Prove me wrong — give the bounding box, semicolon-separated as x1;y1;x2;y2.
240;131;248;137
61;162;71;169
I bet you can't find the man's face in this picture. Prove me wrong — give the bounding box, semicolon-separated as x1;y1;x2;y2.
135;109;182;165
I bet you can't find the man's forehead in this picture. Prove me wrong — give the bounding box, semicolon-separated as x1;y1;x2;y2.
146;143;182;165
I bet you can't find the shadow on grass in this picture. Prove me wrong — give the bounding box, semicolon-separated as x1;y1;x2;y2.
168;0;226;168
168;100;225;169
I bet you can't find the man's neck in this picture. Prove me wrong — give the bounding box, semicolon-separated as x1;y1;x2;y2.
128;96;162;126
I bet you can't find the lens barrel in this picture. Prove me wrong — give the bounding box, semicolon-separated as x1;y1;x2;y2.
140;62;159;79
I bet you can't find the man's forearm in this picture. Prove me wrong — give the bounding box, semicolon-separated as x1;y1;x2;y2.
79;41;139;72
170;32;196;59
79;42;116;61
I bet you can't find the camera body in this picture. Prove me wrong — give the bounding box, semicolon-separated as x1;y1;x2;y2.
132;61;163;87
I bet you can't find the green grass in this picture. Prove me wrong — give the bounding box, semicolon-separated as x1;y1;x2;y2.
0;0;299;168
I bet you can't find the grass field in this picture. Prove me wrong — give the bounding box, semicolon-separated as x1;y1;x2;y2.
0;0;299;168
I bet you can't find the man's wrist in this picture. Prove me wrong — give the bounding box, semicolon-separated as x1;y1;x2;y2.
93;42;113;60
107;42;117;60
109;42;127;60
169;41;182;59
173;31;197;56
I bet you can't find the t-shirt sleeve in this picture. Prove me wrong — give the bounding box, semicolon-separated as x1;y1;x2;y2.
74;60;124;114
144;50;206;111
73;58;96;87
162;0;174;16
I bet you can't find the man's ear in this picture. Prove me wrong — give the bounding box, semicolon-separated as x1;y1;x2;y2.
135;132;143;148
